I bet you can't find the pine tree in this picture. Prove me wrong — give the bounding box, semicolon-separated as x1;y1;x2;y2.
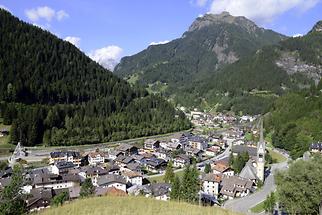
164;161;175;183
0;165;26;214
204;163;211;173
170;176;181;200
80;178;95;198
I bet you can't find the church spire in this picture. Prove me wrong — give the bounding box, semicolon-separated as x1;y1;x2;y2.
256;117;265;181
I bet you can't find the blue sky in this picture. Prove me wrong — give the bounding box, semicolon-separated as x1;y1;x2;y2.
1;0;321;70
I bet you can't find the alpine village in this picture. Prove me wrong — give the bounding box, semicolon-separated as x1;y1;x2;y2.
0;2;322;215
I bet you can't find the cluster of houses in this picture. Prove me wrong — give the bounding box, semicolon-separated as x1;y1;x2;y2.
186;110;256;129
0;116;272;211
0;132;226;212
201;119;266;202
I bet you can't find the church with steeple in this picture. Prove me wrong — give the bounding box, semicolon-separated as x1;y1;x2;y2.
256;118;265;181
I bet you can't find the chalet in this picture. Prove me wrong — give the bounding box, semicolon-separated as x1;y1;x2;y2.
180;133;208;151
150;183;171;201
97;174;127;192
95;186;127;197
49;151;81;166
145;158;167;173
116;144;138;156
202;173;222;197
124;162;142;173
51;161;76;175
88;151;105;166
220;175;253;199
310;142;322;153
108;150;123;160
79;166;108;186
144;139;160;150
26;188;53;212
32;173;81;190
205;146;220;157
122;170;143;186
105;164;121;175
114;155;135;167
211;161;234;176
184;147;202;159
173;154;190;168
153;148;169;161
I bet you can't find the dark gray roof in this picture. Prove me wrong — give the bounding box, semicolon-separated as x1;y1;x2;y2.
239;160;258;180
50;151;81;159
54;161;76;170
81;166;108;176
97;174;126;187
232;145;257;157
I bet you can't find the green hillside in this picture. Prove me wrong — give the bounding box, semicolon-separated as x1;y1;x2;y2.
0;9;191;147
40;196;240;215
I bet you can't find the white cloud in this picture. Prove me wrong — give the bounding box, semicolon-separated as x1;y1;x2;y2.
0;5;11;12
149;40;170;46
88;45;123;71
209;0;320;23
57;10;69;21
64;36;81;48
25;6;69;22
293;33;303;37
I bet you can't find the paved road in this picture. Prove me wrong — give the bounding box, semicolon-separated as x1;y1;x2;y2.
223;154;289;214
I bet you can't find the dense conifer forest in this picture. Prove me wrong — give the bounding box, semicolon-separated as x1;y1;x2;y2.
0;9;191;146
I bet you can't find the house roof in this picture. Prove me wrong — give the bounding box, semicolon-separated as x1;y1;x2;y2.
97;174;126;187
203;173;222;183
122;170;142;178
81;166;108;176
239;160;258;180
117;144;137;152
54;161;76;170
88;151;105;158
50;151;81;159
220;175;253;197
212;162;230;173
232;145;257;157
149;183;171;197
106;187;127;196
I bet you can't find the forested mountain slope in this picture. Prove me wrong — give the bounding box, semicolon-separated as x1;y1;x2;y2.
0;9;191;146
115;13;322;114
114;12;286;111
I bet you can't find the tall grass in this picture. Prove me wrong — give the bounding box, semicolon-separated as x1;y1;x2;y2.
40;196;241;215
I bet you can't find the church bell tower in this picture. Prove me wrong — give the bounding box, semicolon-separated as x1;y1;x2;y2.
256;118;265;181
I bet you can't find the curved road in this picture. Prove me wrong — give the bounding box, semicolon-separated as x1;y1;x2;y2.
223;152;289;214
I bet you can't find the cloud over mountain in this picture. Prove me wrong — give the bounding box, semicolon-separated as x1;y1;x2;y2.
88;45;123;71
209;0;319;23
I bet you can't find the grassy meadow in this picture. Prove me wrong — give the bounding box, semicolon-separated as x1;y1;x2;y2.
40;196;241;215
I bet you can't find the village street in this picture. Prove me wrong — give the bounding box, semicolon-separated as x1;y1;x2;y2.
223;153;289;214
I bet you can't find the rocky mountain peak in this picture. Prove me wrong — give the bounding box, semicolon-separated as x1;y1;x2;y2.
187;11;259;33
310;20;322;33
